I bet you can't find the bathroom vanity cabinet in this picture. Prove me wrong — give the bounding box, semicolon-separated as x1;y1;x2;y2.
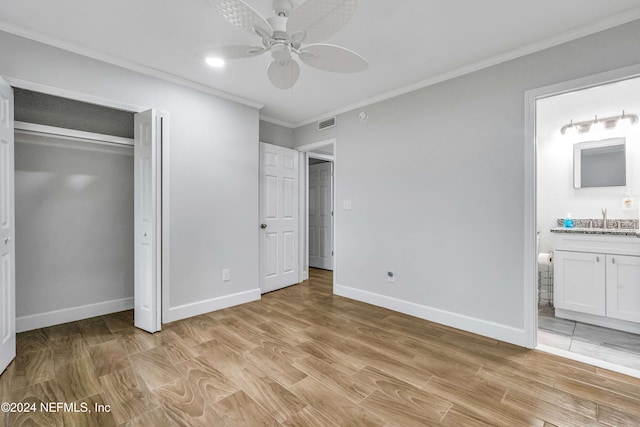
606;254;640;323
554;251;605;316
551;232;640;333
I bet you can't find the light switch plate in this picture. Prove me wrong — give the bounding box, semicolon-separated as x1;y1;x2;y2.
343;200;352;210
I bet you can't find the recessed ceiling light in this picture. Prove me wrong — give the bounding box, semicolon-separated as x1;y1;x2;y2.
205;57;225;68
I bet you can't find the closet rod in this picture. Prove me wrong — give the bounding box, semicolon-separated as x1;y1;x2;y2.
14;121;134;147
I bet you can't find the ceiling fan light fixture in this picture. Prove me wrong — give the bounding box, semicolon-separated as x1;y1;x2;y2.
207;0;366;89
205;57;225;67
271;43;292;62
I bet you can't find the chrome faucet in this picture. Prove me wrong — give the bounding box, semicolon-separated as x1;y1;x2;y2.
602;207;607;229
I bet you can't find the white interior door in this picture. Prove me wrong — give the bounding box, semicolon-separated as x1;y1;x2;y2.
134;110;161;333
0;77;15;374
308;161;333;270
260;142;299;293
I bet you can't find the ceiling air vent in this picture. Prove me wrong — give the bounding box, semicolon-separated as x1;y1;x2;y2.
318;117;336;131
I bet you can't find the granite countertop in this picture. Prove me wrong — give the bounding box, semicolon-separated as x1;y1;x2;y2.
551;218;640;237
550;227;640;237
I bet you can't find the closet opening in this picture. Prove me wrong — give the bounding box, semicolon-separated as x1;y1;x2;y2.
12;88;161;334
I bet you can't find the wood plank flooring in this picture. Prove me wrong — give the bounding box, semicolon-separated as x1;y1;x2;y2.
2;268;640;426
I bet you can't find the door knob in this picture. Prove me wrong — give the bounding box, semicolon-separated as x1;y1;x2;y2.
4;237;9;245
260;224;267;229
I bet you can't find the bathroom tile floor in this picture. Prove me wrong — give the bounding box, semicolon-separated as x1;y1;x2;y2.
538;306;640;370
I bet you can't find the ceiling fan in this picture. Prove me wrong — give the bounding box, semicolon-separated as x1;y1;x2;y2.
206;0;368;89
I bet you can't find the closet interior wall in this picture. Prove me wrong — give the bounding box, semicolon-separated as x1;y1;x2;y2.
14;88;135;331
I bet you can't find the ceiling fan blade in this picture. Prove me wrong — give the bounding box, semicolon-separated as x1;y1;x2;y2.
287;0;358;44
209;0;273;38
267;59;301;90
203;45;267;59
298;44;368;73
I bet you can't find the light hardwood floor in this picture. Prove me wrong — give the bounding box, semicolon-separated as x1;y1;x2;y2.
2;268;640;426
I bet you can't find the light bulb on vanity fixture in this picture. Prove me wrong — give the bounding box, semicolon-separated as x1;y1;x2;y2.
617;110;634;132
589;115;605;139
560;110;638;140
562;119;578;141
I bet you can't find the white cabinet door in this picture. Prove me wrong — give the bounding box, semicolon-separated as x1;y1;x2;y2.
133;110;161;333
308;162;333;271
260;143;298;293
554;250;606;316
606;254;640;323
0;77;15;375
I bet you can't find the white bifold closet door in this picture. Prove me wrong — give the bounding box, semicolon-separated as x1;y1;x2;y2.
134;110;161;333
260;142;299;293
0;77;15;375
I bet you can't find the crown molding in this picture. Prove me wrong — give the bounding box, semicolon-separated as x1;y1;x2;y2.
3;8;640;129
0;21;265;110
292;9;640;128
258;114;295;128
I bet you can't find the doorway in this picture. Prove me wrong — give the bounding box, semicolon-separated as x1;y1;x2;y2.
308;156;334;271
296;138;336;284
525;64;640;377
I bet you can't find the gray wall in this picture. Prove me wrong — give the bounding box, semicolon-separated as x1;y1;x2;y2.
0;31;260;324
293;19;640;345
15;136;134;317
259;120;295;148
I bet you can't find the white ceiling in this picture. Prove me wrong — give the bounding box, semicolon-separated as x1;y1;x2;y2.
1;0;640;127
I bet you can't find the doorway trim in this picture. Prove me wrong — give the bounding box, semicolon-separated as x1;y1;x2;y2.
296;138;337;286
4;76;168;330
523;63;640;350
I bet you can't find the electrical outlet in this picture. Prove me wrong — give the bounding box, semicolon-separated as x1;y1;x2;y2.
222;269;230;282
387;271;395;283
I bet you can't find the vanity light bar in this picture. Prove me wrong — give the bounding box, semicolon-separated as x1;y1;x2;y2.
560;111;638;135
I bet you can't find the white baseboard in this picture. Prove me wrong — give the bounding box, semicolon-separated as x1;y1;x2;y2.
164;288;261;323
335;284;527;347
16;297;134;333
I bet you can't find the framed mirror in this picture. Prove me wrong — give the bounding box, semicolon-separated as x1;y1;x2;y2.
573;137;626;188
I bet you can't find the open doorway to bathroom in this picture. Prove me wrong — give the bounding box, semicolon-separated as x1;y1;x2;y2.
535;75;640;373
